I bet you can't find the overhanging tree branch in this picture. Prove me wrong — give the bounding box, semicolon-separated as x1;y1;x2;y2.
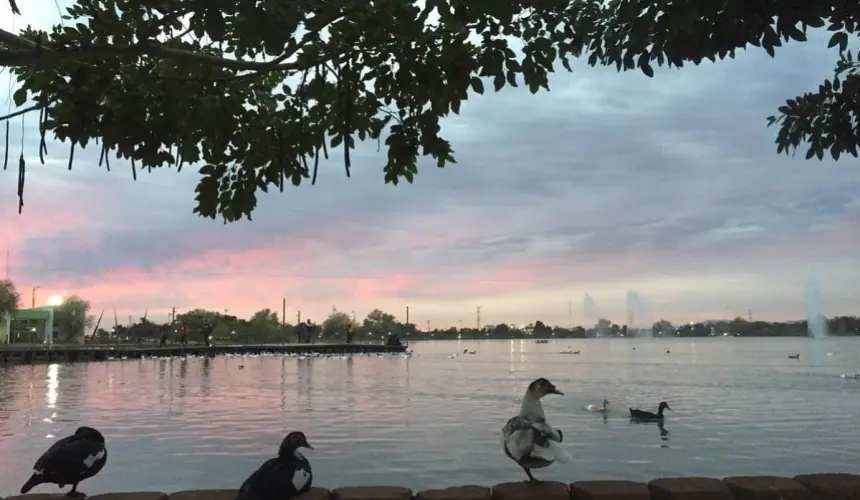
0;31;312;72
0;104;43;122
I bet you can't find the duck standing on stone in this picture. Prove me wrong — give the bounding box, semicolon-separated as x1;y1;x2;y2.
502;378;573;484
21;426;108;497
237;431;314;500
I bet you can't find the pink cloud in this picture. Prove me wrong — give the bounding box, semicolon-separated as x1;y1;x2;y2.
2;194;859;327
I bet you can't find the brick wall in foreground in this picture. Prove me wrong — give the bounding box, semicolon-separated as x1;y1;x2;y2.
3;474;860;500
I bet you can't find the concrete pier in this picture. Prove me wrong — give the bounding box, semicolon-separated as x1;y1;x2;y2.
0;342;407;364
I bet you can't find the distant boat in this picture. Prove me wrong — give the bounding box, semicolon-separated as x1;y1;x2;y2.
535;339;549;344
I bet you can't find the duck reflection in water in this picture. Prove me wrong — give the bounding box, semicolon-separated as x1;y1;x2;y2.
629;417;670;445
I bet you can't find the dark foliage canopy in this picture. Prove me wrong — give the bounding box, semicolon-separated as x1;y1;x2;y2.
574;0;860;162
0;0;856;222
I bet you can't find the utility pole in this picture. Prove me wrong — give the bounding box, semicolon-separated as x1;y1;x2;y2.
426;319;430;332
171;307;176;324
297;311;302;323
406;306;410;325
476;306;481;330
31;285;39;308
282;298;286;325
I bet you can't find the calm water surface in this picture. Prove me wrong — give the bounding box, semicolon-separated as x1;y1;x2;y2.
1;338;859;495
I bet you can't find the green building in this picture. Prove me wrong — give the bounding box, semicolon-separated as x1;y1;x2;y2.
0;306;56;345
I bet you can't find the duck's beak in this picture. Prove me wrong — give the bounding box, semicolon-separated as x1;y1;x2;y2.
551;388;564;396
303;443;315;450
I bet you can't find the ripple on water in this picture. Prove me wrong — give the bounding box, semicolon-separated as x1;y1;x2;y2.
0;338;859;495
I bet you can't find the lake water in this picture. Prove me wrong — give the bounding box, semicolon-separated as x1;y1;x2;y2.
1;338;859;496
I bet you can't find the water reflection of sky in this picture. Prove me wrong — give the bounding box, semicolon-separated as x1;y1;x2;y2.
0;338;858;496
45;364;59;409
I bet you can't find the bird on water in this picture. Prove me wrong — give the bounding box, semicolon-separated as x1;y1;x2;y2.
501;377;573;484
21;426;108;497
629;401;671;420
236;431;315;500
586;399;610;413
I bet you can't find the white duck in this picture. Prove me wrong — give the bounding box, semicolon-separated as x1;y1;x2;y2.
585;399;609;412
501;377;573;483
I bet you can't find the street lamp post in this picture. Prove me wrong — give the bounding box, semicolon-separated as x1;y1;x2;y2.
31;286;39;308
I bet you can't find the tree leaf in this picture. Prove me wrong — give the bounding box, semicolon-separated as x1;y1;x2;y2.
470;77;484;94
12;89;27;107
493;73;505;92
828;32;848;51
640;62;654;78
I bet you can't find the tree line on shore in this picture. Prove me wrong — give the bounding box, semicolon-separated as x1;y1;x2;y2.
103;310;860;343
2;279;857;344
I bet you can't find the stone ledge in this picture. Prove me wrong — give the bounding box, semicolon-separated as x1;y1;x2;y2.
297;489;334;500
3;495;68;500
492;481;569;500
649;477;733;500
416;486;491;500
89;492;169;500
333;487;412;500
794;473;860;500
169;490;237;500
6;494;168;500
7;472;860;500
724;476;811;500
571;480;650;500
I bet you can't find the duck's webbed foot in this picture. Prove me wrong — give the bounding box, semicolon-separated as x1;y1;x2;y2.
521;467;543;485
66;484;87;498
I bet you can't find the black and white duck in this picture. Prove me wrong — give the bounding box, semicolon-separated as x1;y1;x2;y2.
21;426;108;497
501;378;573;484
629;401;671;420
237;431;314;500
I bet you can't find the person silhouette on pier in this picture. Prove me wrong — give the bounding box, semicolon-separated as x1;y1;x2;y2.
296;322;305;344
345;321;354;344
201;322;213;347
303;320;315;344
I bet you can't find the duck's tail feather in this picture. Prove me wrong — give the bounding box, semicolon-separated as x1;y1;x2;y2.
21;473;45;494
531;441;573;464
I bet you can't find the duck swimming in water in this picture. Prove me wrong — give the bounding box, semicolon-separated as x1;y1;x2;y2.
237;431;314;500
501;378;573;484
21;426;107;497
586;399;609;412
629;401;671;420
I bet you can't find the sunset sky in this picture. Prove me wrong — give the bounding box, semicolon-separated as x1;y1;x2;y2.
1;3;859;329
